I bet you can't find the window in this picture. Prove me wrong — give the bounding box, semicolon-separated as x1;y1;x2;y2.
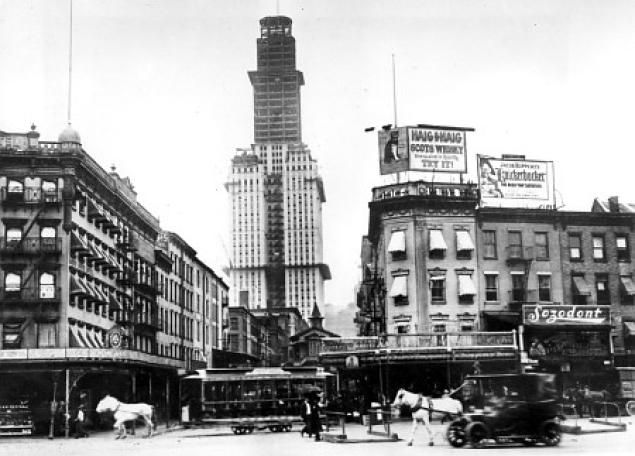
617;235;630;262
508;231;522;258
596;274;610;305
511;273;525;301
430;276;446;303
482;231;497;259
5;272;21;292
572;275;590;305
456;231;474;260
39;272;55;299
535;232;549;259
396;324;410;334
484;274;499;301
569;234;582;260
460;322;474;332
6;227;22;244
538;275;551;302
41;180;57;202
592;235;605;261
429;230;447;259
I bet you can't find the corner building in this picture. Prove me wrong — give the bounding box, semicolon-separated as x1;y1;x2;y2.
0;125;226;435
228;16;330;321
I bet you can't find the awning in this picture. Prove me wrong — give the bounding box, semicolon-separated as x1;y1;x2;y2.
458;275;477;296
69;325;88;348
624;322;635;337
91;282;109;304
80;278;98;302
387;231;406;253
456;231;475;251
621;277;635;296
389;275;408;297
95;330;105;348
108;290;123;310
70;231;89;252
483;310;521;325
429;230;447;251
70;275;89;296
573;276;592;296
85;328;100;348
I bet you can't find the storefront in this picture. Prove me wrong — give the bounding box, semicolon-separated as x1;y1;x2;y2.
520;304;617;394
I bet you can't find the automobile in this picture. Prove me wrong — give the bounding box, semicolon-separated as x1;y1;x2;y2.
446;373;562;448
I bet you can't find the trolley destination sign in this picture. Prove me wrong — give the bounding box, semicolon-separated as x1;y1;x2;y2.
523;305;611;326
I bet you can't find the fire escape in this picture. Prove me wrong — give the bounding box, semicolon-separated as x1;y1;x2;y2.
506;245;536;314
0;182;63;344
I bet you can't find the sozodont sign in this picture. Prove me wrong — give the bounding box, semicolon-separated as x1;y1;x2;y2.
523;305;611;326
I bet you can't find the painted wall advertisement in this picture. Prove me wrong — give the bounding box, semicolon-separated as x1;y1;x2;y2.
478;156;555;208
378;125;470;175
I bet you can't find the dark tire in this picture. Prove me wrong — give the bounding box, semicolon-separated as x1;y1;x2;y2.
540;421;561;447
466;422;488;448
446;421;467;448
246;426;254;434
626;401;635;416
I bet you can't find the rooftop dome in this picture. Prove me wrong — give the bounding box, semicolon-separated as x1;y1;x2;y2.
58;123;81;144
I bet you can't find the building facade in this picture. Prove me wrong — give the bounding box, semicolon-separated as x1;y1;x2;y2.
228;16;330;320
0;125;226;434
330;179;635;404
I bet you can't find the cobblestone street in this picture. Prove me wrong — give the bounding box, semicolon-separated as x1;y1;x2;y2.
3;418;635;456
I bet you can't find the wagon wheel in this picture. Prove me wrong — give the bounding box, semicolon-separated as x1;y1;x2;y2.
626;401;635;416
446;421;467;448
465;422;488;448
539;421;561;447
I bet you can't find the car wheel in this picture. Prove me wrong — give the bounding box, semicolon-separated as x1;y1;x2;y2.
626;401;635;416
466;422;488;448
446;421;467;448
540;421;561;447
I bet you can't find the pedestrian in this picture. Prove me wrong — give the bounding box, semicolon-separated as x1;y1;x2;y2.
300;396;312;438
574;384;585;418
308;394;323;442
74;404;89;438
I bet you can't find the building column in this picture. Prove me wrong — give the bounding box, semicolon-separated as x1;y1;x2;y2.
165;376;170;427
64;369;70;438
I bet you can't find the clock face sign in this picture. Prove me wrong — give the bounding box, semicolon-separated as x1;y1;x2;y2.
108;330;122;348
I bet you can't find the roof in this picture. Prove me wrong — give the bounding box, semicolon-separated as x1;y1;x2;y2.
290;326;339;342
592;198;635;213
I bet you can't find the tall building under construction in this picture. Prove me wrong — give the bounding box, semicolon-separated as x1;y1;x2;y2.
227;16;330;320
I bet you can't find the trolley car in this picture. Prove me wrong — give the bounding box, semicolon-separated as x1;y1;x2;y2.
180;367;333;434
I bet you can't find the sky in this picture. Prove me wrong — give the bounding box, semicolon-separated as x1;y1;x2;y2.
2;0;635;335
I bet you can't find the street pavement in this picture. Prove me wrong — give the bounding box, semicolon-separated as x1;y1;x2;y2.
2;417;635;456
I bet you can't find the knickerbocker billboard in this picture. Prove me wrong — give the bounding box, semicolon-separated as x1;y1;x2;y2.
478;155;555;209
378;125;472;175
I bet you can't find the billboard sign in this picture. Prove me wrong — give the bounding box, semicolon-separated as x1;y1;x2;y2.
523;305;611;326
378;125;471;175
478;156;555;208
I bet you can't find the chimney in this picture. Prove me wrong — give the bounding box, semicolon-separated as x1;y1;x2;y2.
608;196;620;213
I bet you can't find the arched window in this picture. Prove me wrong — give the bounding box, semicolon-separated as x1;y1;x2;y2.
39;272;55;299
7;180;23;193
41;180;57;203
40;226;56;238
6;228;22;243
5;272;21;292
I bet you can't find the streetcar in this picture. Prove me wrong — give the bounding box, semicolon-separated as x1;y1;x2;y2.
180;366;334;434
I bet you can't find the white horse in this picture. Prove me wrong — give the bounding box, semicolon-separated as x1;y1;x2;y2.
392;388;463;446
96;395;155;439
392;388;435;446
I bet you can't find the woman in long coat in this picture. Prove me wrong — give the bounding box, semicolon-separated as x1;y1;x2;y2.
307;395;323;441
